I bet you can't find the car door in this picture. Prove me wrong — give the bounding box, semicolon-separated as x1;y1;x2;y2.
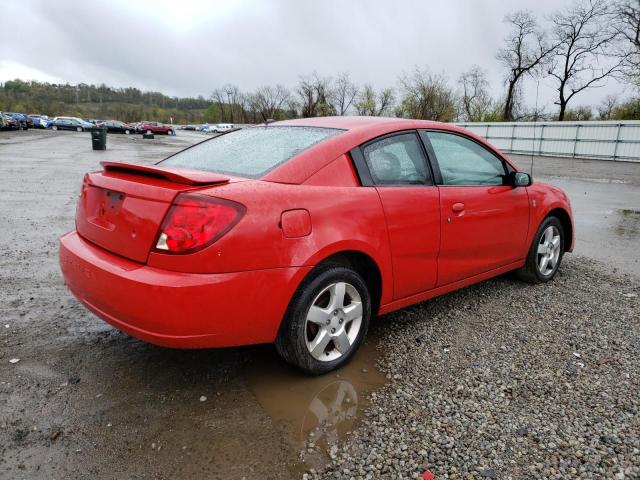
420;130;530;286
352;131;440;300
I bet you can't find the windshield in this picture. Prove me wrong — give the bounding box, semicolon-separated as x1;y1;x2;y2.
161;126;343;178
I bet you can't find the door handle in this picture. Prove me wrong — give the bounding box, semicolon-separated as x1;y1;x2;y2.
452;202;465;213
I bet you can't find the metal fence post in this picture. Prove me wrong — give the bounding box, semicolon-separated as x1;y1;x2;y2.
613;123;622;160
572;124;581;158
539;124;545;156
510;124;516;153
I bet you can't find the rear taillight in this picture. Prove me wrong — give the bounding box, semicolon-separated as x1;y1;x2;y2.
154;193;245;254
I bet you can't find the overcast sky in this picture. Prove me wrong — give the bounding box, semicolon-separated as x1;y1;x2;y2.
0;0;631;113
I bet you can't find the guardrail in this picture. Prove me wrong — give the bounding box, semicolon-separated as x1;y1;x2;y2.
456;121;640;163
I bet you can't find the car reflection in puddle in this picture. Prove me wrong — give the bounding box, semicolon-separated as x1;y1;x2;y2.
245;339;386;469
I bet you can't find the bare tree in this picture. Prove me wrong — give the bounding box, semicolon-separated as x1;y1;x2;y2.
549;0;623;120
297;73;336;117
331;72;359;115
249;85;291;121
597;94;619;119
614;0;640;85
210;84;244;123
497;10;555;121
397;68;457;121
354;85;395;116
458;66;495;121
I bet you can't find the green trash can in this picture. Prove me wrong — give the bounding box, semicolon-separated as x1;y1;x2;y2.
91;126;107;150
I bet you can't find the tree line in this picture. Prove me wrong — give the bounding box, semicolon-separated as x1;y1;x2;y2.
2;0;640;124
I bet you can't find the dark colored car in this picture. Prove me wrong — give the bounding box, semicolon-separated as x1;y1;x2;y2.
136;121;174;135
97;120;134;134
28;115;51;129
5;112;32;130
50;117;93;132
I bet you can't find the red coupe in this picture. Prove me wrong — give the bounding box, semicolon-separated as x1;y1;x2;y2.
59;117;574;374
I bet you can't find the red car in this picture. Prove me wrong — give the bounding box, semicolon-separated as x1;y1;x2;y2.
137;121;174;135
59;117;573;374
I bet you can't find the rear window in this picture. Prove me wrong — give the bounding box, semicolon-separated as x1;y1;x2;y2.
160;126;343;178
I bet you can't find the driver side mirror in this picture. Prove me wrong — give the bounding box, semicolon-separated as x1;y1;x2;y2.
510;171;532;187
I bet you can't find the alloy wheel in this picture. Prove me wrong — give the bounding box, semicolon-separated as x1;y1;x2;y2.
304;282;363;362
537;225;561;276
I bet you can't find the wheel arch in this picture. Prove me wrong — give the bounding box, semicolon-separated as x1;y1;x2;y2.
546;207;573;252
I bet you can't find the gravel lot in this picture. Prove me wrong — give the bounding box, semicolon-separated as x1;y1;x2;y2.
309;257;639;479
0;129;638;479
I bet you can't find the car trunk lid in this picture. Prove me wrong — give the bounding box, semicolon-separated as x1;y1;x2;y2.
76;162;231;263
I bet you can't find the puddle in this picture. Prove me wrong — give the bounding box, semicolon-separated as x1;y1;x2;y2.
245;339;387;471
616;209;640;240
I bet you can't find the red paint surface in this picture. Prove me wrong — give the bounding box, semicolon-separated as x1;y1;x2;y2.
60;117;574;349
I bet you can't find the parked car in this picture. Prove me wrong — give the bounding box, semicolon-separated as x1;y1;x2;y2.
50;117;94;132
136;121;174;135
97;120;134;134
28;114;51;129
5;112;32;130
59;117;574;374
196;124;209;132
212;123;235;133
0;112;21;130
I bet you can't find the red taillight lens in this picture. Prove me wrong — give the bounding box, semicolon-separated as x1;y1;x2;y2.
154;193;245;254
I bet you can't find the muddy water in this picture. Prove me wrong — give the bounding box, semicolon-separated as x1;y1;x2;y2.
245;339;387;473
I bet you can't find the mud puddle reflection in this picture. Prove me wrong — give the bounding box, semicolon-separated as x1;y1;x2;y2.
245;339;386;472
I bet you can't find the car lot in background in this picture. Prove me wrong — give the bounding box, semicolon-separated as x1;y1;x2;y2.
0;112;21;130
4;112;32;129
27;114;51;128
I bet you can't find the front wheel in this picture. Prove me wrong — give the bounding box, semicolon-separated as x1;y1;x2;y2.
516;216;564;283
125;129;130;135
276;266;371;375
76;126;82;132
52;125;58;131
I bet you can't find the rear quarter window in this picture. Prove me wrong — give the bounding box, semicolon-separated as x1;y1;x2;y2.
161;126;343;178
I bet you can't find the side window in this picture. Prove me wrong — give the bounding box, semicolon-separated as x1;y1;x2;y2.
362;133;430;185
425;131;507;186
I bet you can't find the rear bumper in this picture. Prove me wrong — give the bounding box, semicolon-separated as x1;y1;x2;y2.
59;231;310;348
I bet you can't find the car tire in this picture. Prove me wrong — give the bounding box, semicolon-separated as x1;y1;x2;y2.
52;125;58;131
125;130;130;135
275;266;371;375
76;126;82;132
516;215;565;284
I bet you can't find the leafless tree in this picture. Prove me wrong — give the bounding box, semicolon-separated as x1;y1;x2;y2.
614;0;640;85
249;84;291;121
458;66;494;122
354;85;395;116
549;0;624;120
396;68;457;121
497;10;555;121
597;94;619;119
331;72;359;115
297;73;336;117
210;84;244;123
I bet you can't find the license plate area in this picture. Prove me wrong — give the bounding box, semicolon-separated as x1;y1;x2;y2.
87;187;126;230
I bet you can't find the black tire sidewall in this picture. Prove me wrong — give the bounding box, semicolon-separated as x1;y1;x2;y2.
277;266;371;374
529;216;565;282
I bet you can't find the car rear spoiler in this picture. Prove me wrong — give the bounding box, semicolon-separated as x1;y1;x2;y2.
100;162;230;186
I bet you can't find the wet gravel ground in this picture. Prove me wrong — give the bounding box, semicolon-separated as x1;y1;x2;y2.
309;257;640;479
1;129;639;479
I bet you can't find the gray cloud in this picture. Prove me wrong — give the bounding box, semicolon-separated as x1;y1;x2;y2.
0;0;627;110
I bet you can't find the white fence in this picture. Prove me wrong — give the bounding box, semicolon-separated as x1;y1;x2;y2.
455;121;640;163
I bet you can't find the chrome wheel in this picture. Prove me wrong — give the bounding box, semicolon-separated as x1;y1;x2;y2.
305;282;363;362
537;225;561;276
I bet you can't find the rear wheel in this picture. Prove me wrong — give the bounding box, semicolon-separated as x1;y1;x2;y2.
125;129;130;135
516;216;564;283
275;266;371;375
76;126;82;132
52;125;58;131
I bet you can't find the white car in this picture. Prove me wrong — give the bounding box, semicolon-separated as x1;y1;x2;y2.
211;123;235;133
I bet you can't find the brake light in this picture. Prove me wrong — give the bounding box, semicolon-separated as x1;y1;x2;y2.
154;193;245;254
